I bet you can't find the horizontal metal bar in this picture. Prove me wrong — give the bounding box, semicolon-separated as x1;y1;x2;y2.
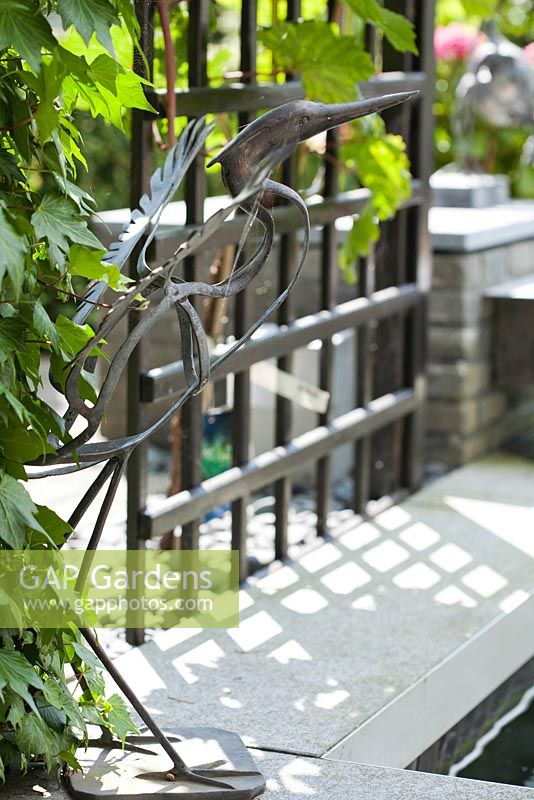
139;388;416;538
146;73;426;118
360;72;426;97
142;283;421;402
154;181;424;248
149;81;305;116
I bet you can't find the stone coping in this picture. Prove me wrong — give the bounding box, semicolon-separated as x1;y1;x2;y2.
429;202;534;253
4;750;534;799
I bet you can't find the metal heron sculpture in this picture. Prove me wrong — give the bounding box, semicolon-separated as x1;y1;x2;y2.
27;90;416;799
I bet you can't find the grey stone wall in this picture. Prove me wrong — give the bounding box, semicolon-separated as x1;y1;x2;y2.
426;240;534;471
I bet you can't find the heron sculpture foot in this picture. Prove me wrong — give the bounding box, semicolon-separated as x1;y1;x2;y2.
67;728;266;800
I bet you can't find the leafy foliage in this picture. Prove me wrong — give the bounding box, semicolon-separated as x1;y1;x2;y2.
258;2;417;278
259;20;375;102
343;0;418;53
0;1;55;73
340;119;412;278
0;0;145;777
0;474;45;548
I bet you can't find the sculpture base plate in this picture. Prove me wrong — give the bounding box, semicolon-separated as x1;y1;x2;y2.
66;727;266;800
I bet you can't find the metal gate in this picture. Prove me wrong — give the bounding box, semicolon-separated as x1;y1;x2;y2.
126;0;435;644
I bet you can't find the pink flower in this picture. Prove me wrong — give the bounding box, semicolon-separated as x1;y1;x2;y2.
434;23;479;62
524;42;534;65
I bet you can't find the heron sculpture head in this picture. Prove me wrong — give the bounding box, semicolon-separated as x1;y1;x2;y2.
208;91;419;202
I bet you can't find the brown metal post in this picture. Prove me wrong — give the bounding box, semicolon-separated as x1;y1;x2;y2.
180;0;209;551
274;0;301;561
231;1;258;581
126;0;154;645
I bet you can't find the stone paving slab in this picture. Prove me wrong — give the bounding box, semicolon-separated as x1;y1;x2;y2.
252;752;534;799
5;752;534;800
411;454;534;507
108;456;534;766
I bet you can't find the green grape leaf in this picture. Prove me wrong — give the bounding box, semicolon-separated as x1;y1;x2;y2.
81;703;104;726
55;314;95;357
72;641;102;670
0;426;54;464
0;386;32;426
0;209;26;299
339;202;380;281
0;318;25;366
0;0;55;72
81;664;106;697
32;303;60;348
87;53;118;93
34;505;72;545
115;0;140;43
16;713;62;768
57;0;116;54
259;21;374;103
105;693;138;742
36;695;67;733
0;649;44;713
35;102;59;145
31;193;102;267
42;677;85;731
115;71;155;112
343;131;412;220
6;693;25;729
0;585;24;628
380;8;418;54
339;117;413;267
0;472;46;548
344;0;418;54
0;149;23;183
68;245;125;289
59;749;81;771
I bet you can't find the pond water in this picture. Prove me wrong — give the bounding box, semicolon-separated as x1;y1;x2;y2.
455;691;534;788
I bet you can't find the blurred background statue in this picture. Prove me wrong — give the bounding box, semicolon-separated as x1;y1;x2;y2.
455;20;534;171
431;11;534;208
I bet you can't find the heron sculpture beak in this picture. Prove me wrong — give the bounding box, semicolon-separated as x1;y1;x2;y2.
208;90;419;199
295;91;419;139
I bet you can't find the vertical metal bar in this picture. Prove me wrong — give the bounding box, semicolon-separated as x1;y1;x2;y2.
181;0;209;551
352;21;378;515
381;0;416;72
402;0;435;490
353;252;375;513
231;0;257;581
316;0;338;538
274;184;296;561
381;0;413;286
126;0;154;646
368;0;418;501
274;0;300;561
